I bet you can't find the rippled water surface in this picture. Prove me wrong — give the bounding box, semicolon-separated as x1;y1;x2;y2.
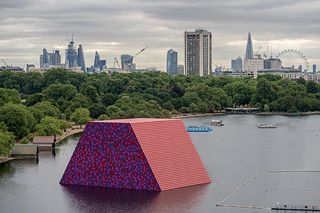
1;115;320;213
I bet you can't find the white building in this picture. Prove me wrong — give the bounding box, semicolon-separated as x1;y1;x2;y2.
184;29;212;76
243;54;264;78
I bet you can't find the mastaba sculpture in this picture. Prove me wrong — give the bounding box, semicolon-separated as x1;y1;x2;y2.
60;118;211;191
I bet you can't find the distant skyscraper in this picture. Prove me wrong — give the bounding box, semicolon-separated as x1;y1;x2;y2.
65;39;78;69
245;32;254;59
77;44;86;71
313;64;317;74
177;64;185;75
40;48;61;69
166;49;178;75
94;51;100;68
121;54;134;70
93;51;107;71
40;48;49;69
231;57;242;71
184;29;212;76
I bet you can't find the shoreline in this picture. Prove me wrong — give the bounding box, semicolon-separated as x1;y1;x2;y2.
55;126;85;144
171;111;320;119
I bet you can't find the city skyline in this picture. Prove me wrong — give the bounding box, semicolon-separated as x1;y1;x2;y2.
1;0;320;70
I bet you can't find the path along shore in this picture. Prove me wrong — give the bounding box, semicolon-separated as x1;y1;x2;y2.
55;125;85;144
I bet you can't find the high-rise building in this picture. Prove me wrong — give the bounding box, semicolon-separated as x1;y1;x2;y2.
40;48;61;69
93;51;107;71
313;64;317;74
77;45;86;72
65;38;86;72
177;65;185;75
245;32;254;59
231;57;242;71
94;51;100;68
166;49;178;75
65;39;78;69
121;54;134;70
184;29;212;76
40;48;49;69
264;58;282;70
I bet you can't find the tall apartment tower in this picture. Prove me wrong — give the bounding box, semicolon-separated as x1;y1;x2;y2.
184;29;212;76
166;49;178;75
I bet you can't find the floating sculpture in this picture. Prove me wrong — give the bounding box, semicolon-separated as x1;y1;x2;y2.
60;118;211;191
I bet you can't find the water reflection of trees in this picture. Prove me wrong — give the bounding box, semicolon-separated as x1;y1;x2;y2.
0;163;15;178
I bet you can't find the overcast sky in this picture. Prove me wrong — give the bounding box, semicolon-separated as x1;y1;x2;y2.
1;0;320;70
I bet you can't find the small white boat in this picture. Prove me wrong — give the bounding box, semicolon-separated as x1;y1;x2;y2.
210;119;224;126
257;124;277;128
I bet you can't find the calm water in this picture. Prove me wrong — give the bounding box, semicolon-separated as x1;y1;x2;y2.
1;115;320;213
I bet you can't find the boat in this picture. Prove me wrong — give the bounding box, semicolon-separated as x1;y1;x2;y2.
186;126;213;132
210;119;224;126
257;124;277;128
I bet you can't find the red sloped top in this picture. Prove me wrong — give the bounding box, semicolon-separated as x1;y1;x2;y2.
131;119;211;191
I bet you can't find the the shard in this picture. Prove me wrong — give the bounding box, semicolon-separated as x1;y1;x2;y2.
245;32;254;59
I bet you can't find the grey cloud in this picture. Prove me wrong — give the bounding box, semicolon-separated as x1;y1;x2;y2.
0;0;320;69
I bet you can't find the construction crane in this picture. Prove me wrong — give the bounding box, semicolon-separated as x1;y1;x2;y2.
113;57;121;69
133;46;148;58
1;58;8;67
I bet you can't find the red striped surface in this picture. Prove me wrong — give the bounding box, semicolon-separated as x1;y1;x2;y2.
131;119;211;191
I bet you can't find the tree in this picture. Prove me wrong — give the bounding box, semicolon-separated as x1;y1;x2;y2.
0;88;21;106
0;131;15;156
35;116;63;136
98;114;109;120
70;108;91;128
0;103;36;138
89;103;107;119
306;81;319;94
20;137;30;144
32;101;61;118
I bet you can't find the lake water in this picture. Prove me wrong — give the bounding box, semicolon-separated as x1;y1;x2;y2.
1;115;320;213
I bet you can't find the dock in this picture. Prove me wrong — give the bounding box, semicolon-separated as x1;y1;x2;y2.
272;205;320;212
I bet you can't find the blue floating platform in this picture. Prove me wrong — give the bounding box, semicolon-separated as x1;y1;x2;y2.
186;126;213;132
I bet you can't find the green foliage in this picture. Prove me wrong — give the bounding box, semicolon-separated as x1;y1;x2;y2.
0;122;8;132
0;88;21;106
0;131;15;156
32;101;61;118
1;69;320;121
70;108;91;127
98;114;110;120
0;103;36;138
20;137;30;144
35;116;66;136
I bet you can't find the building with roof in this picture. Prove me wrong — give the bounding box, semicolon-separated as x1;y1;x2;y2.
60;118;211;191
33;136;55;151
11;144;38;159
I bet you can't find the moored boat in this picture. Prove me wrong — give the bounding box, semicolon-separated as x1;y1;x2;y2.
186;126;213;132
257;124;277;128
210;119;224;126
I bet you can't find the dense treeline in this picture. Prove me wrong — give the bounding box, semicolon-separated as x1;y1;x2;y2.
1;69;320;154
